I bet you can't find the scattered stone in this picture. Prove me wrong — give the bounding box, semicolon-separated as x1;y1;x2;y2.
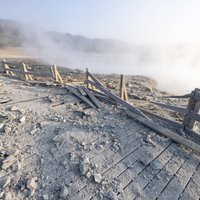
30;128;37;135
105;191;117;200
60;186;68;199
93;173;103;183
20;116;26;123
6;148;20;156
79;161;89;175
3;177;11;188
11;106;20;111
27;178;37;190
79;156;91;175
150;161;163;170
69;153;76;161
2;155;17;170
53;134;63;143
43;193;49;200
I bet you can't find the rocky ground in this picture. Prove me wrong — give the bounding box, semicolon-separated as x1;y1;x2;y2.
0;58;200;200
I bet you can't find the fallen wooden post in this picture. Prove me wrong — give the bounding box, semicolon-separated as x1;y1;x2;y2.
152;101;188;115
77;86;87;96
138;107;184;128
86;79;148;118
66;86;95;108
83;87;102;108
163;93;192;99
126;110;200;154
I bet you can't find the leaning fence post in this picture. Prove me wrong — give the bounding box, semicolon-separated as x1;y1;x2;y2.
23;63;33;81
183;88;200;130
119;74;128;102
52;65;63;84
86;68;91;89
3;60;15;76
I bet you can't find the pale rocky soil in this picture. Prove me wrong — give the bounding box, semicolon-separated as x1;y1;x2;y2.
0;57;200;200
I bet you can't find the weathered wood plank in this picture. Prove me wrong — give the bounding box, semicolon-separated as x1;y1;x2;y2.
126;110;200;154
152;101;188;115
87;71;104;87
104;134;171;184
126;143;176;190
69;129;150;200
157;154;199;200
77;86;87;96
66;87;95;108
86;80;148;118
179;164;200;200
137;152;188;200
164;94;192;99
83;87;102;108
138;108;184;128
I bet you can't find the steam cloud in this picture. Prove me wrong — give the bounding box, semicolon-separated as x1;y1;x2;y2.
20;25;200;94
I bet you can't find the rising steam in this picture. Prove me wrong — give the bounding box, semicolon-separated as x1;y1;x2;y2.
20;24;200;94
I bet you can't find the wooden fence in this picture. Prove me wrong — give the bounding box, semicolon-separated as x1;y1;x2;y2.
85;70;200;134
0;61;199;134
0;61;200;152
0;61;63;83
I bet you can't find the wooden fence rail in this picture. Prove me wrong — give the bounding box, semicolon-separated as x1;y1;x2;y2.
85;70;200;153
0;61;63;83
86;69;200;134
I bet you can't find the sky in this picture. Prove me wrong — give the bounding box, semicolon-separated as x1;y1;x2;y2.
1;0;200;44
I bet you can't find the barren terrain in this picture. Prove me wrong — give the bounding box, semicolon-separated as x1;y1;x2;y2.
0;50;200;200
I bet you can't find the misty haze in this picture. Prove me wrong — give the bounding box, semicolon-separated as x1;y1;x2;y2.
1;19;200;93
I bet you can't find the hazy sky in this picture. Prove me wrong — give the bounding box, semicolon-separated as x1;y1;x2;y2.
1;0;200;44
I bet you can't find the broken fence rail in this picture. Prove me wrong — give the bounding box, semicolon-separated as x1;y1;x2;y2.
86;71;200;153
0;61;63;83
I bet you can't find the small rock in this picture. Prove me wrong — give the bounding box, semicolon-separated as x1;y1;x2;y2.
69;153;76;161
53;135;63;143
105;192;117;200
2;155;17;170
27;178;37;190
60;186;68;199
43;193;49;200
20;116;26;123
150;161;163;170
30;129;37;135
79;161;89;175
6;148;20;156
3;178;11;188
93;174;102;183
11;106;20;111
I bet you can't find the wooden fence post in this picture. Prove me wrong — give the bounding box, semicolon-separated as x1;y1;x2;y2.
183;88;200;130
119;74;128;102
52;65;63;84
2;60;15;76
23;63;33;81
86;68;91;89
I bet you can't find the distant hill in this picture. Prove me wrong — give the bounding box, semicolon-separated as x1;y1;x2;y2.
0;19;23;47
0;19;131;53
